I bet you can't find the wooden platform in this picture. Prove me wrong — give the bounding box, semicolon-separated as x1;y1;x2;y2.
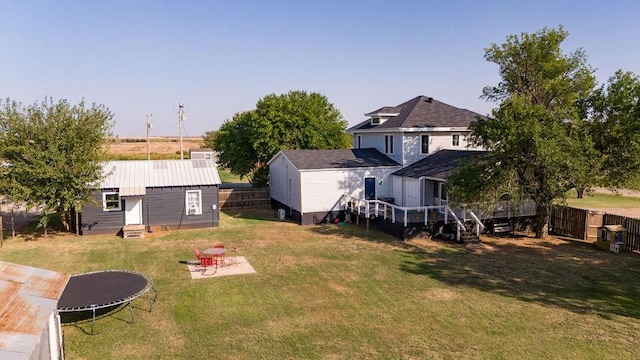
123;224;145;239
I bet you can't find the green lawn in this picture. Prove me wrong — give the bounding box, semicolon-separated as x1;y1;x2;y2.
217;168;247;183
564;189;640;209
2;210;640;359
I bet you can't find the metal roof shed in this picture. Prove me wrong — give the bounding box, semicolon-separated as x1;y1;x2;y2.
0;261;70;360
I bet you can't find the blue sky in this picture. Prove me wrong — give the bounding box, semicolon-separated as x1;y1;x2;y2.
2;1;639;137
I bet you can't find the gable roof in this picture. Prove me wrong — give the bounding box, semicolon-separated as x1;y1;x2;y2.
0;261;70;359
349;95;483;131
392;149;488;180
272;148;401;170
100;160;222;196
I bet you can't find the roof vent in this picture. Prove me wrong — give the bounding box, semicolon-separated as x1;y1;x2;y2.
425;97;433;103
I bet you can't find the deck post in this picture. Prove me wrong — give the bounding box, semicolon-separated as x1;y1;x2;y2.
366;217;369;231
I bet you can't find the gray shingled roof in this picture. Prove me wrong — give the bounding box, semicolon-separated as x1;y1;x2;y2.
278;149;400;170
100;160;222;196
349;95;483;131
392;149;488;180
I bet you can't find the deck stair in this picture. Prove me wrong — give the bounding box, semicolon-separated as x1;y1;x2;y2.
123;224;145;239
459;223;481;244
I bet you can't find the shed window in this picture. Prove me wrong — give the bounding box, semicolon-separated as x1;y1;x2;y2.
102;192;121;211
185;190;202;215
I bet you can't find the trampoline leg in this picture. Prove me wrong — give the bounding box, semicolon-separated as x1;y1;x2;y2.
91;305;96;335
147;287;157;311
129;299;135;323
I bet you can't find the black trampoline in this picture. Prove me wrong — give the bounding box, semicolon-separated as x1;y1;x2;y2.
58;270;157;334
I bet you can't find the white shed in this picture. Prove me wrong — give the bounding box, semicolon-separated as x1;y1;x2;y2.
268;149;401;224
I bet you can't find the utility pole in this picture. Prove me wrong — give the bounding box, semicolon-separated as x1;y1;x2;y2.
146;114;153;161
178;103;185;160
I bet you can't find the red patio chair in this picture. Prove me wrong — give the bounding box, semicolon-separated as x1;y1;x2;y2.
195;248;212;268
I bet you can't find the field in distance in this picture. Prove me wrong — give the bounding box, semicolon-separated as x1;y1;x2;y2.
106;136;205;159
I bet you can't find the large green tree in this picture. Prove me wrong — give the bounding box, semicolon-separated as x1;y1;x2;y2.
206;90;351;186
448;26;598;238
0;98;114;233
586;70;640;190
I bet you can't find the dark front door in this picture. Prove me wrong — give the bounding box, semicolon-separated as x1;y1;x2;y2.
364;177;376;200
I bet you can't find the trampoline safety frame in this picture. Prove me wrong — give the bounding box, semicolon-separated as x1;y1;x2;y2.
57;269;158;334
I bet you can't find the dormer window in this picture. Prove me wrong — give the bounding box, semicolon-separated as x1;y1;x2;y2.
371;117;381;125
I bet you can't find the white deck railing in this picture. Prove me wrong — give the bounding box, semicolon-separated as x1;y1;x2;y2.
339;195;489;240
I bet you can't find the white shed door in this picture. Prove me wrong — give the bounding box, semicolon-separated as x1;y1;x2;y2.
125;197;143;225
404;179;420;207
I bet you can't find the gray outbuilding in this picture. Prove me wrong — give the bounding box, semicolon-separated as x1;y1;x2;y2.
80;160;221;236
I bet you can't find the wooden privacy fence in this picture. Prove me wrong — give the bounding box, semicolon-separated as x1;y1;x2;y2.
218;188;270;210
550;205;640;252
549;206;587;240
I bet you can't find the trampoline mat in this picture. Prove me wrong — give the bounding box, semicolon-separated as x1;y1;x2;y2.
58;270;149;310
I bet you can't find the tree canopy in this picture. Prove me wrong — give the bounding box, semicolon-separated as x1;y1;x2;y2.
585;70;640;190
0;97;114;233
206;90;351;186
449;26;598;238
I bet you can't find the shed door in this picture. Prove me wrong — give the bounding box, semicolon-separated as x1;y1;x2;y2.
364;177;376;200
404;179;420;207
124;197;143;225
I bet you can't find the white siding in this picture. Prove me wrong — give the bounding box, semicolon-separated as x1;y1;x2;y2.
355;132;403;165
269;154;301;211
269;154;289;205
299;167;400;213
391;175;403;206
400;130;483;166
352;132;379;150
404;178;421;207
403;133;422;165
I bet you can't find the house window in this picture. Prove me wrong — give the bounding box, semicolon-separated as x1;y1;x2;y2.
421;135;430;154
357;135;362;149
372;117;380;125
384;135;394;154
452;134;460;147
102;192;121;211
185;190;202;215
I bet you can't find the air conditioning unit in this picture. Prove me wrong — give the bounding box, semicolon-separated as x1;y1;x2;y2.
188;207;197;215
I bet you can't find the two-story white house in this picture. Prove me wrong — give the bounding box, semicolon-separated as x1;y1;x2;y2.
348;95;485;209
269;95;487;226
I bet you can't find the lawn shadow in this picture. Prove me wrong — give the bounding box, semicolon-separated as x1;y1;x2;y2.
400;236;640;320
222;208;283;222
309;221;408;246
60;303;135;335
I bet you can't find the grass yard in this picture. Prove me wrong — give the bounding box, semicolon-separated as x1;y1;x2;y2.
2;210;640;359
565;189;640;209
